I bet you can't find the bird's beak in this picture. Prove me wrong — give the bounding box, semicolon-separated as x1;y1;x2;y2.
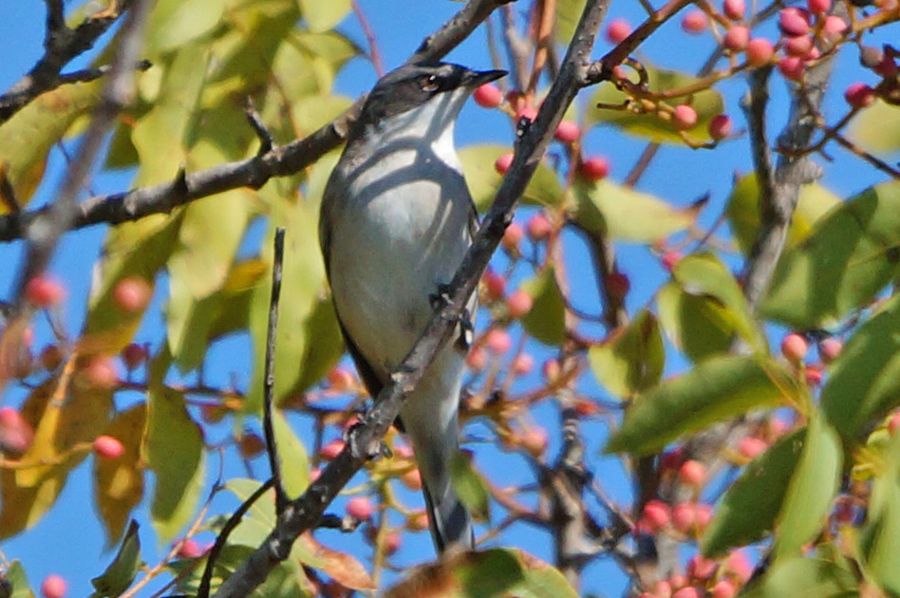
465;69;507;87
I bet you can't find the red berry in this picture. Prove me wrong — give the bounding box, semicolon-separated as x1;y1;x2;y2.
661;250;682;272
520;426;548;456
485;329;512;354
494;152;514;175
784;35;813;57
176;538;204;559
605;271;631;300
346;496;374;520
844;83;875;109
681;10;708;34
687;554;717;580
669;575;689;590
25;275;66;308
672;105;698;130
581;156;610;181
93;435;125;459
723;26;750;52
466;347;486;371
818;338;843;363
41;575;67;598
778;56;805;81
888;413;900;435
874;54;899;78
506;290;533;318
502;223;524;251
726;549;753;583
83;356;119;389
746;38;775;66
779;8;811;37
511;352;534;375
673;587;701;598
526;213;553;241
822;15;847;36
554;120;580;144
723;0;746;20
0;407;33;454
642;499;671;531
320;439;345;460
672;502;696;533
679;460;706;486
605;18;631;44
781;333;808;362
737;436;768;460
712;580;738;598
121;343;146;371
113;277;152;313
383;531;402;555
695;503;713;528
473;83;503;108
482;269;506;300
238;432;265;458
807;0;831;14
708;114;733;141
805;364;823;386
654;581;673;598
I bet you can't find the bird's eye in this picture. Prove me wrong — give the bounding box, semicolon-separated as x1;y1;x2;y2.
419;74;440;92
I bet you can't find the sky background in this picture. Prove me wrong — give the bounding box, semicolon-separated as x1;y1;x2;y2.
0;1;896;597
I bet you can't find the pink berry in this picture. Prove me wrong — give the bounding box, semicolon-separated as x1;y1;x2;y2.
93;435;125;459
511;352;534;375
822;15;848;36
581;156;610;181
401;467;423;490
554;120;580;144
779;7;811;37
672;502;696;533
784;35;813;57
654;581;673;598
778;56;805;81
642;499;671;531
723;26;750;52
818;338;843;363
83;356;119;389
673;587;701;598
393;443;414;460
466;347;486;370
726;549;753;583
383;531;402;555
41;575;67;598
669;575;689;590
605;18;631;44
737;436;768;459
25;275;66;308
687;554;717;580
502;223;524;251
542;358;561;381
526;213;553;241
723;0;746;20
807;0;831;14
695;503;713;528
708;114;733;141
746;38;775;66
0;407;33;454
712;580;738;598
888;413;900;435
485;329;512;354
805;364;823;386
113;277;151;312
661;250;682;272
781;333;808;362
473;83;503;108
407;510;429;531
177;538;204;559
495;152;514;175
844;83;876;109
672;105;698;130
506;290;533;318
515;106;538;123
679;460;706;486
346;496;374;520
520;426;548;456
483;269;506;300
320;439;345;460
327;367;355;392
681;10;709;34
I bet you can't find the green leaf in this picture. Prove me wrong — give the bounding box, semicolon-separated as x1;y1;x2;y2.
0;80;101;208
741;558;858;598
774;411;842;560
726;174;840;255
762;181;900;330
383;549;578;598
296;0;350;33
144;0;225;55
91;520;143;598
147;356;206;544
859;429;900;595
451;454;490;523
588;309;664;399
555;0;587;43
226;479;276;548
458;144;564;212
605;355;802;455
849;100;900;156
519;269;566;346
272;410;309;500
569;179;694;243
94;404;146;546
6;561;35;598
587;64;724;145
822;294;900;441
702;429;805;557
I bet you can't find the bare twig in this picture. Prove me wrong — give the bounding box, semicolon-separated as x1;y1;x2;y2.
263;229;288;512
352;0;385;77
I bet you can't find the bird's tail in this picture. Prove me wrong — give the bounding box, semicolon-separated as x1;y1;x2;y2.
422;469;473;553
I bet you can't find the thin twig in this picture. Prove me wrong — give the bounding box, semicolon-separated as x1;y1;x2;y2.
352;0;385;77
263;229;287;511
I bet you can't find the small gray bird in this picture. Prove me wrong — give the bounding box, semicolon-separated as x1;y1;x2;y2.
319;62;505;553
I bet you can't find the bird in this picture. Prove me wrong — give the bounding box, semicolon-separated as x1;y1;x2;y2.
319;62;505;553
